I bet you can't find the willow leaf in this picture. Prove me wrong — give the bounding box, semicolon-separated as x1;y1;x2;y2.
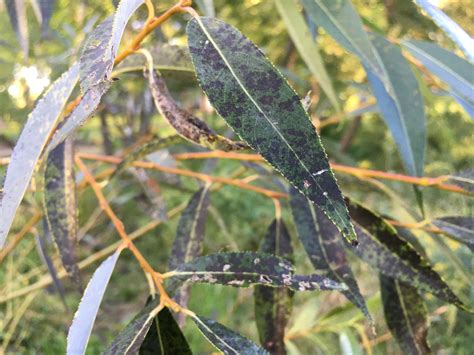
0;63;79;248
31;0;56;33
275;0;340;111
414;0;474;62
432;216;474;250
187;17;356;244
403;40;474;101
346;200;471;312
44;139;81;289
366;34;426;177
6;0;28;57
254;219;293;354
300;0;384;79
451;91;474;119
67;249;122;355
140;306;193;354
289;189;373;328
192;315;268;355
79;0;144;91
146;65;247;151
380;275;432;354
447;169;474;193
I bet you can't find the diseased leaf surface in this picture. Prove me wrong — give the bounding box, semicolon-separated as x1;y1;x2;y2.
192;315;269;355
275;0;340;111
67;249;122;355
432;216;474;250
289;188;373;327
414;0;474;62
301;0;384;79
44;139;81;289
0;63;79;248
187;17;356;243
346;200;471;312
366;34;426;177
254;219;293;354
380;275;431;354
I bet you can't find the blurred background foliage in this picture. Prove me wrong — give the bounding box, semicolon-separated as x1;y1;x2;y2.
0;0;472;353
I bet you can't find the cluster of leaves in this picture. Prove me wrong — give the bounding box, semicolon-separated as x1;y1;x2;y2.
0;0;473;353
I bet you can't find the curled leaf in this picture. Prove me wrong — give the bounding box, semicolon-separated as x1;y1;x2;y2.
187;16;356;244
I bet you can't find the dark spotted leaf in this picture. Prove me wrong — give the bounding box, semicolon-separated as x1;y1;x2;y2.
145;62;247;152
46;81;111;153
254;219;293;354
301;0;384;80
402;41;473;103
346;200;472;312
79;0;144;92
44;139;81;289
0;63;79;248
275;0;340;111
67;249;122;355
114;44;194;76
192;314;269;355
167;252;346;292
6;0;28;57
112;135;182;178
413;0;474;62
187;17;356;244
380;275;432;354
432;216;474;250
140;306;193;355
289;188;373;329
366;34;426;177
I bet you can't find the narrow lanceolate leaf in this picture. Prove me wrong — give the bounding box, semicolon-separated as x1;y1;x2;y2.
167;252;346;292
254;219;293;354
0;63;79;248
380;275;431;354
6;0;28;57
67;249;122;355
140;306;193;354
275;0;340;111
146;66;247;151
447;169;474;193
403;40;474;102
192;315;269;355
79;0;144;92
300;0;384;79
450;91;474;119
187;17;356;244
346;200;471;312
413;0;474;62
168;187;211;270
432;216;474;250
44;139;81;289
31;0;56;33
366;34;426;177
289;188;373;328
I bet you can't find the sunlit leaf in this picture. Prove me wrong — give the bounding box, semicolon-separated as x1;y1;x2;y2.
432;216;474;250
192;314;269;354
403;40;474;102
187;16;356;244
289;189;374;329
301;0;384;79
6;0;28;57
0;63;79;248
145;62;247;152
44;139;81;289
67;249;122;355
366;34;426;177
254;219;293;354
79;0;144;92
275;0;340;111
167;252;346;292
140;306;193;354
380;275;431;354
413;0;474;62
346;199;471;312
